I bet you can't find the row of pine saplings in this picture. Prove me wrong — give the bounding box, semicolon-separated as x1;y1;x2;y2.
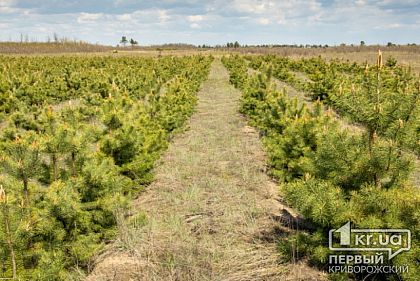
222;54;419;281
0;55;213;280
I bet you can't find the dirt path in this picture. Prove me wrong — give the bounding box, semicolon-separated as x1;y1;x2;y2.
86;59;325;281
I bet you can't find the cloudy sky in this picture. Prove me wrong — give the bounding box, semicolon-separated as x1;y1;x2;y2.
0;0;419;46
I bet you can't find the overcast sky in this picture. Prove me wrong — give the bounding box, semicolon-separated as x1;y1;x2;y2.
1;0;419;46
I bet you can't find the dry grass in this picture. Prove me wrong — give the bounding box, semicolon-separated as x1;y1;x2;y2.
86;59;326;281
0;42;111;54
0;42;214;56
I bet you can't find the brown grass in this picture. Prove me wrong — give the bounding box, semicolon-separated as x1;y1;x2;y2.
0;42;112;54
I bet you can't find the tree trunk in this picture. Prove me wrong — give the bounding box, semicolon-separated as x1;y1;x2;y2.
368;129;381;188
368;128;375;155
71;151;77;177
23;178;29;207
52;153;58;181
2;204;17;278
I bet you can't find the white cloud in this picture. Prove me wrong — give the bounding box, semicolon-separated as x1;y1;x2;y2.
0;0;419;46
0;0;14;7
187;14;206;28
386;23;403;28
0;0;15;14
229;0;323;27
0;6;12;13
0;0;31;15
187;15;205;22
232;0;268;14
35;26;52;33
117;13;132;21
77;13;104;24
114;9;170;25
378;0;419;5
158;10;170;24
374;22;405;29
190;22;201;29
258;18;270;25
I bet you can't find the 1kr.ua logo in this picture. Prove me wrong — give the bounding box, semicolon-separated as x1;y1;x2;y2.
329;222;411;260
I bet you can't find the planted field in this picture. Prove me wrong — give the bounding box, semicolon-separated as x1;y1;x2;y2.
0;52;418;281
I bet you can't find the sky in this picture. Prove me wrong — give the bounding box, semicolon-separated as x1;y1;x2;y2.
0;0;419;46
